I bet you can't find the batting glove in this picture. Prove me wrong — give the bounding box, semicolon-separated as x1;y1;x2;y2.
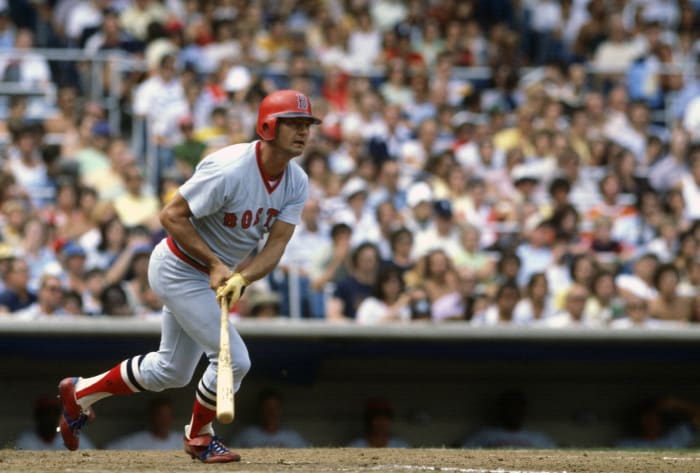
216;272;250;310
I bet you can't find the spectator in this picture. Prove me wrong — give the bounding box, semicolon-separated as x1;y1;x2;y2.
616;397;700;449
471;280;522;327
348;397;409;448
382;226;415;279
245;289;282;319
412;199;461;260
513;272;555;323
309;222;352;300
610;295;665;329
15;273;65;319
616;253;660;302
105;397;181;450
0;257;36;313
20;216;58;292
113;164;160;231
100;282;133;317
327;242;380;321
540;283;597;328
172;115;206;181
585;270;624;325
462;389;557;449
15;395;95;450
231;388;308;448
414;249;463;322
649;263;693;323
356;265;411;325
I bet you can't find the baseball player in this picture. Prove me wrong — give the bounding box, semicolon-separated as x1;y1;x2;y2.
57;90;320;463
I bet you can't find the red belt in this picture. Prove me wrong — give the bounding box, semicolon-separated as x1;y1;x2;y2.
166;236;209;274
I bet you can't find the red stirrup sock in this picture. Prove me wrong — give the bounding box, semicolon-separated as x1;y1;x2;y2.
74;355;146;409
187;379;217;438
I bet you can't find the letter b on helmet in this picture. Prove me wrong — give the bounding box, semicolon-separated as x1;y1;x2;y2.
256;90;322;141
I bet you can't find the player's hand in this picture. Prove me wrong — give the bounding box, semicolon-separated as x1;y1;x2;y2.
216;272;249;310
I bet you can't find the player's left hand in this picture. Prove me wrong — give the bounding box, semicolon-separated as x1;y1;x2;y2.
216;272;249;310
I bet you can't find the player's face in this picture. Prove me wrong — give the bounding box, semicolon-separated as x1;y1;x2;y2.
276;118;314;155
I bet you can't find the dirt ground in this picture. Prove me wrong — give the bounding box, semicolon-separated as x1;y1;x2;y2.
2;448;700;473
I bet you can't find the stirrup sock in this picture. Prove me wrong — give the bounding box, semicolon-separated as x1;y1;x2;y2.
75;355;146;409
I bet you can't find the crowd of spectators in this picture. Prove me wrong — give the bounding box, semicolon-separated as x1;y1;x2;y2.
0;0;698;326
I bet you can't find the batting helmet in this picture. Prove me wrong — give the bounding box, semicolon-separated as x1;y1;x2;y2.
256;90;322;141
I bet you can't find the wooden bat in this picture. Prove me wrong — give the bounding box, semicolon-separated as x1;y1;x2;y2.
216;299;235;424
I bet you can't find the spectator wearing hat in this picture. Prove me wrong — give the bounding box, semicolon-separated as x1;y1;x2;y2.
348;397;409;448
0;257;36;313
403;181;433;234
15;394;95;450
246;289;282;319
412;199;461;261
60;241;88;295
15;273;66;319
515;214;555;287
333;177;372;234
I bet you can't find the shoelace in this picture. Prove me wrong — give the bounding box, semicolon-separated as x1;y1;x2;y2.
199;436;230;460
64;412;88;433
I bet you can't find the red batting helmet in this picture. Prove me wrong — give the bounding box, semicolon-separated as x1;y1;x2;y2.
256;90;322;141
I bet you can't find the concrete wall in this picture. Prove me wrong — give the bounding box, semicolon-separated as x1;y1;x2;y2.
2;319;700;449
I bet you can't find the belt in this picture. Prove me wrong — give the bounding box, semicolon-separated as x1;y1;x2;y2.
166;236;209;274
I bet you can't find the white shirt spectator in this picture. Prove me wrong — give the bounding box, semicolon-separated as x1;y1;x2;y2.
132;74;188;147
65;0;102;43
356;297;411;325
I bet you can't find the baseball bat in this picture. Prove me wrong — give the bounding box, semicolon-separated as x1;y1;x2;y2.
216;300;235;424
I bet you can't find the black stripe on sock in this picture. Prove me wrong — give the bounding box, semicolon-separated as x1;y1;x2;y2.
126;356;146;392
200;381;216;398
196;386;216;406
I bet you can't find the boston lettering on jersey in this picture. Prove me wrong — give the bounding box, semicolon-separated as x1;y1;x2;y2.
223;207;280;229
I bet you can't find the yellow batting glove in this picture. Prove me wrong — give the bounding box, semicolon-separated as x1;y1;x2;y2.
216;273;250;310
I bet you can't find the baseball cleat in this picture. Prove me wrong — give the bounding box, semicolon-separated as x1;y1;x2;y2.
183;434;241;463
57;377;93;451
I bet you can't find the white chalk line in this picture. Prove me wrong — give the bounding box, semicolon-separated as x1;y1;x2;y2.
360;465;568;473
662;456;700;461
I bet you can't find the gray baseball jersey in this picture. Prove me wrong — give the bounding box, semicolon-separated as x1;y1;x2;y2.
177;141;308;268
